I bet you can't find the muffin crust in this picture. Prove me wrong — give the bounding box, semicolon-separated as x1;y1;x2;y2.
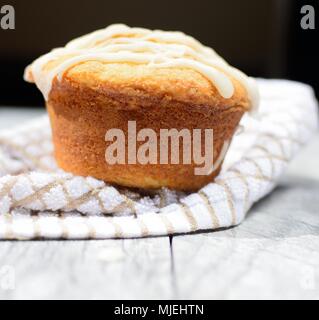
24;24;258;190
46;62;247;190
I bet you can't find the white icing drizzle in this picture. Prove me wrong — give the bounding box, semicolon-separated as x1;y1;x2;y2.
24;24;259;111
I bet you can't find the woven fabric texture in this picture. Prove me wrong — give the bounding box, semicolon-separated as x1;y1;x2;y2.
0;79;318;239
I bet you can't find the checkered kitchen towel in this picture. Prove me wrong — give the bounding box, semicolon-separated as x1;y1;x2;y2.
0;79;318;239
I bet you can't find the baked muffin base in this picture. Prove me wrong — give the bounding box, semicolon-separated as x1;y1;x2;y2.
47;70;245;191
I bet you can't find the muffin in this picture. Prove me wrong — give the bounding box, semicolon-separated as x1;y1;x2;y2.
24;24;259;191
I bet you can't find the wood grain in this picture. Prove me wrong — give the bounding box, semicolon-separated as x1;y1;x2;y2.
0;238;173;299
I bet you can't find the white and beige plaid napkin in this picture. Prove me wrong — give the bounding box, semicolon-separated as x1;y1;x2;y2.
0;79;318;239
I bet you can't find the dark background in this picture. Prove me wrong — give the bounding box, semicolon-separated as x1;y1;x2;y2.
0;0;318;107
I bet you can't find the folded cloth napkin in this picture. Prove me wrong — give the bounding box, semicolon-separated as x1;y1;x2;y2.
0;79;318;239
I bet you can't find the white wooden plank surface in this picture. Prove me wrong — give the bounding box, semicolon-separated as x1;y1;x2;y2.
0;238;173;299
0;107;45;128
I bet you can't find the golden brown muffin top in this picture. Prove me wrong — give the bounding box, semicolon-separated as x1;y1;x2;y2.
24;24;259;110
